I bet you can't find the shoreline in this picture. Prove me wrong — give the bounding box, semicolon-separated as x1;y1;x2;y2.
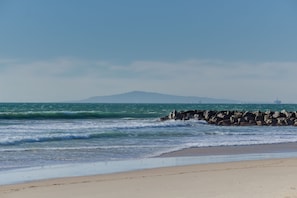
1;142;297;197
1;157;297;197
1;142;297;186
160;142;297;157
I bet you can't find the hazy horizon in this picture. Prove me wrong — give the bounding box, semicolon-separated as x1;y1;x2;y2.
1;1;297;103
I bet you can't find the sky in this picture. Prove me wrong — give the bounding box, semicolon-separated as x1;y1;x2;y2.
0;0;297;103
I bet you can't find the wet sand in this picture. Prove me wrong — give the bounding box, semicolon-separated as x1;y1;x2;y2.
1;143;297;198
1;158;297;198
160;142;297;157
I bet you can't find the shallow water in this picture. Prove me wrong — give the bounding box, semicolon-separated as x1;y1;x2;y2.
1;103;297;172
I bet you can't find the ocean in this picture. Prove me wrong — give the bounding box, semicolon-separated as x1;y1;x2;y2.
1;103;297;175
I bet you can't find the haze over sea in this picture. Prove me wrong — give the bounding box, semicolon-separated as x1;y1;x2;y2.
1;102;297;176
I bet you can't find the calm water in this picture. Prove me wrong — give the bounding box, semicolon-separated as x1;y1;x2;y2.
1;103;297;172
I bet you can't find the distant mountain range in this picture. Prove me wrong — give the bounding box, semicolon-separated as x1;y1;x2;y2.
79;91;240;104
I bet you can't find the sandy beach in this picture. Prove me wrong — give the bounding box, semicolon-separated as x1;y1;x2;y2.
1;144;297;198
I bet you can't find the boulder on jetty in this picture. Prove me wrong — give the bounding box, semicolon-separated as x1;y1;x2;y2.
160;110;297;126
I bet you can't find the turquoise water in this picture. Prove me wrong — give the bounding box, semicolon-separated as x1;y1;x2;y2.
1;103;297;172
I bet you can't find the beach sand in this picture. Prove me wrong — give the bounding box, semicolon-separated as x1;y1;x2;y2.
1;156;297;198
2;143;297;198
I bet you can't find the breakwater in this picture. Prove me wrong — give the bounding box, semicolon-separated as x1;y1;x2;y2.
160;110;297;126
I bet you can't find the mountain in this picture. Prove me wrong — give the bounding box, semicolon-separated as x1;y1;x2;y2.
79;91;240;103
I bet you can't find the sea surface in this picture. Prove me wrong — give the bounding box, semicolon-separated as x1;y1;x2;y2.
1;103;297;173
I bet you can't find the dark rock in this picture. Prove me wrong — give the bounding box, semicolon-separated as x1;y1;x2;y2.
291;112;297;118
277;118;287;126
281;110;291;118
287;118;295;126
218;119;231;126
160;109;297;126
204;110;216;121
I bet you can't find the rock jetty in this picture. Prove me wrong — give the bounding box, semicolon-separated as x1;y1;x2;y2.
160;110;297;126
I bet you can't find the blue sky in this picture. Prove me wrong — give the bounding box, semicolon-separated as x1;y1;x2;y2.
0;0;297;102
